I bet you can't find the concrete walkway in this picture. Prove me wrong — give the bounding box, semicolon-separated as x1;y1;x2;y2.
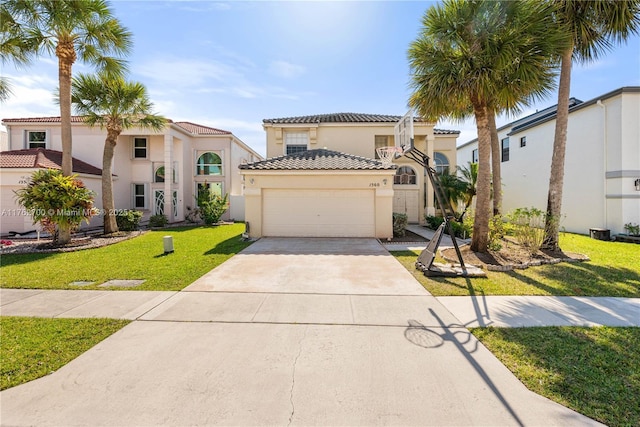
0;237;611;426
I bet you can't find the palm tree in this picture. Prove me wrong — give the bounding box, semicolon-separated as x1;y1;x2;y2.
542;0;640;251
458;162;479;222
409;0;566;252
71;73;166;234
4;0;131;243
0;2;36;102
438;172;467;217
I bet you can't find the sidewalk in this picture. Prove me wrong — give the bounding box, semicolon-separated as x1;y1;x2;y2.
2;289;638;328
382;223;470;251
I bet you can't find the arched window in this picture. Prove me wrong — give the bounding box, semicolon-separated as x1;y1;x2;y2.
394;166;417;185
434;152;450;175
196;152;222;175
154;166;176;183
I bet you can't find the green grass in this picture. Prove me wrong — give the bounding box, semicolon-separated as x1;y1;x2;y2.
0;224;251;291
391;233;640;297
0;316;130;390
472;326;640;427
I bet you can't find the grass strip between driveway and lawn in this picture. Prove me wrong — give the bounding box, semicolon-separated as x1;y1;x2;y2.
391;232;640;297
0;316;130;391
0;224;251;291
472;326;640;427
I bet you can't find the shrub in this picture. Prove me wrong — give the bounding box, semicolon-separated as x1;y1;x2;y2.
197;188;229;225
488;214;505;251
14;169;97;244
392;212;408;237
507;207;546;254
115;210;142;231
624;222;640;236
425;214;471;239
149;214;168;228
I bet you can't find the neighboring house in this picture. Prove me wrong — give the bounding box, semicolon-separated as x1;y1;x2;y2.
240;113;459;238
457;86;640;236
0;148;103;234
0;117;262;235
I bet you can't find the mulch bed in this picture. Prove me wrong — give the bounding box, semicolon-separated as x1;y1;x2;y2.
0;231;145;254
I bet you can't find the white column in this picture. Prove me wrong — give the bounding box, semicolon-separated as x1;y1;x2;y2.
164;134;173;222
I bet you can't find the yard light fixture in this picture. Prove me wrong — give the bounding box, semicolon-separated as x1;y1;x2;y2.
635;178;640;191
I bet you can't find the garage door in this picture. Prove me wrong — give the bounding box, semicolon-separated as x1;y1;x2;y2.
263;189;375;237
1;186;32;235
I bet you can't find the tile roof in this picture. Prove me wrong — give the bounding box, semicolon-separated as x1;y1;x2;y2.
0;149;102;175
2;116;87;123
173;121;231;135
1;117;232;136
262;112;459;134
239;148;395;171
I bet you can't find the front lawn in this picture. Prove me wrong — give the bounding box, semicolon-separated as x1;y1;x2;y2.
0;224;251;291
473;326;640;427
391;233;640;297
0;316;130;390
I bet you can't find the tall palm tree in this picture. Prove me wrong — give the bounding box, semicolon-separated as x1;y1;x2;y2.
71;73;166;234
4;0;131;243
542;0;640;251
409;0;566;252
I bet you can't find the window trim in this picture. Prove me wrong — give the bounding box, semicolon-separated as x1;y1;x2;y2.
434;152;450;175
501;137;510;162
153;162;178;183
132;183;148;210
394;165;418;185
195;152;223;176
284;132;309;155
26;130;47;149
132;137;148;159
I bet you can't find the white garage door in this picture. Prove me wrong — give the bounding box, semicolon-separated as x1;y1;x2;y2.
1;186;32;235
263;189;375;237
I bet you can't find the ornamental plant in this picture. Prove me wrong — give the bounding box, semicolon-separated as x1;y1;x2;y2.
14;169;97;245
197;187;229;225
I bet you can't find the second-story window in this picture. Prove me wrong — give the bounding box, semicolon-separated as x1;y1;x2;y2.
434;152;450;175
285;132;308;155
133;137;148;159
196;152;223;175
501;137;510;162
374;135;390;159
27;131;47;149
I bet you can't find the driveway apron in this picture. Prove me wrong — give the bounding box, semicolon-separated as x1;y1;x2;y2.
0;238;601;426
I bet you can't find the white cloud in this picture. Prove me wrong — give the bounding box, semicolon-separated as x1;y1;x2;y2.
268;60;306;79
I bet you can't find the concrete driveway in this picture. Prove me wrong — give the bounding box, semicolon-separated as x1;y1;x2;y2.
0;238;600;426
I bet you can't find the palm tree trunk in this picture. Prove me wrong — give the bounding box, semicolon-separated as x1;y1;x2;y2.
488;109;502;216
102;131;119;234
471;101;492;253
543;47;573;251
56;39;76;245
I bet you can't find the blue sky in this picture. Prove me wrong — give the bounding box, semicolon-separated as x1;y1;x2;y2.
2;0;639;156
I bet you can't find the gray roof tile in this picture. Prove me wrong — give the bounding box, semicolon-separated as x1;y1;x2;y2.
239;149;395;171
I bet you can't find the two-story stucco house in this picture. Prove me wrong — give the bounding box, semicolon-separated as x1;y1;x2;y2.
0;117;262;235
239;113;459;238
457;87;640;236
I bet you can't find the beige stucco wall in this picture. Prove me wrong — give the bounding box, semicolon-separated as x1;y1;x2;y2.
263;122;458;224
240;170;396;238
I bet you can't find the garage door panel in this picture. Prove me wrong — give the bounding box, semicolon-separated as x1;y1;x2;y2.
263;189;375;237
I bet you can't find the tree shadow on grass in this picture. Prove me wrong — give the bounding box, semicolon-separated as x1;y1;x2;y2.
533;262;640;297
0;252;57;267
473;326;640;427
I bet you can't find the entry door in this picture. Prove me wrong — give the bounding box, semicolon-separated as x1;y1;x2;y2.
154;190;178;217
393;189;420;223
